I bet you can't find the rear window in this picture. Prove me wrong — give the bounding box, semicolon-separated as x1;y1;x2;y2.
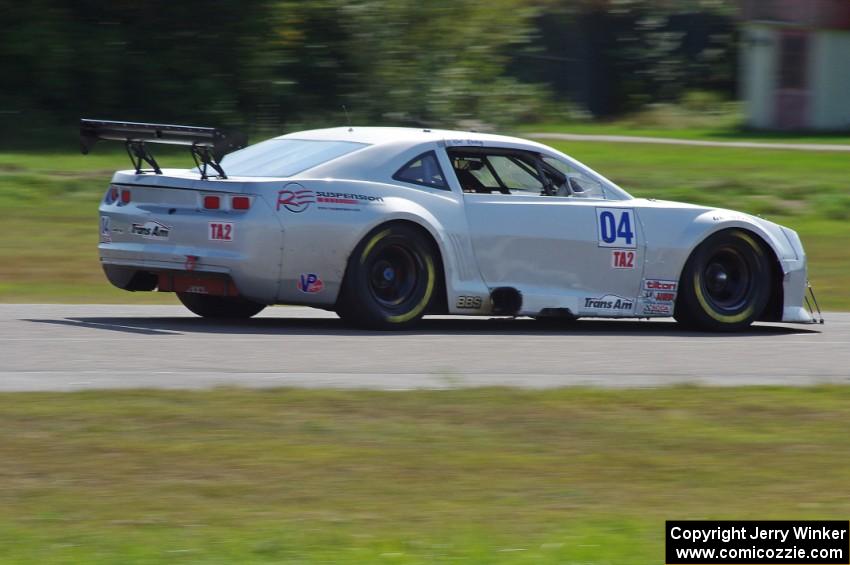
393;151;448;189
217;139;368;177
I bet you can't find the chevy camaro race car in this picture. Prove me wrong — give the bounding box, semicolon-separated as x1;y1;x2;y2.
81;119;823;331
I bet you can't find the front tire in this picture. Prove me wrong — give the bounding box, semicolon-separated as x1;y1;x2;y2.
675;229;771;332
336;224;439;329
177;293;266;319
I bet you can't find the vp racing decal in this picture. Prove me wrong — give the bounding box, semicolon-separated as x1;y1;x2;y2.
297;273;324;293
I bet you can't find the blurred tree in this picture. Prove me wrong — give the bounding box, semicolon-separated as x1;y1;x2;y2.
0;0;740;138
513;0;738;116
261;0;547;128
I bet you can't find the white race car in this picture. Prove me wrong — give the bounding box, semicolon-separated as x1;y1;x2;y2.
83;120;822;330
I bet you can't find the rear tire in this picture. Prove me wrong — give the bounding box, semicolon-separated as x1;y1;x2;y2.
336;224;439;330
177;293;266;319
675;229;771;332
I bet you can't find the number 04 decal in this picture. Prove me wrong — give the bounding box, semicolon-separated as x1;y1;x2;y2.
596;208;636;249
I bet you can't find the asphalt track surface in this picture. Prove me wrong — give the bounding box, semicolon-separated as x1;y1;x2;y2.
1;304;847;391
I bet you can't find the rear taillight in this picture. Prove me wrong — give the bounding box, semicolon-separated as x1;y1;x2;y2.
120;190;131;204
203;195;220;209
231;196;251;210
109;187;119;202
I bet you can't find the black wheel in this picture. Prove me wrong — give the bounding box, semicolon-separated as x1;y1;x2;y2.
675;229;771;332
177;293;266;319
336;224;440;329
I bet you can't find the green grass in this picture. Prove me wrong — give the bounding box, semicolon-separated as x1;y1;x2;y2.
521;103;850;144
1;138;848;308
523;121;850;144
0;148;190;304
0;387;849;563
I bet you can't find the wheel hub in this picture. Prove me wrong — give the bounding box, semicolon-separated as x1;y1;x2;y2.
367;245;418;307
705;263;729;293
701;248;750;310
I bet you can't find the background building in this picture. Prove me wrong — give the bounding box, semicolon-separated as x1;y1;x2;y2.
740;0;850;130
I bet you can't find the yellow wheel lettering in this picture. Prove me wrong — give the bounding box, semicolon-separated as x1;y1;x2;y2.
360;229;390;265
386;255;435;324
731;230;764;256
693;271;754;324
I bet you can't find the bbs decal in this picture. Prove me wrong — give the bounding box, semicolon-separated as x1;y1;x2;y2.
596;208;636;249
456;296;483;309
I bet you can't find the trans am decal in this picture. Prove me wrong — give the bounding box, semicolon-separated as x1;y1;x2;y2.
581;294;634;314
131;220;170;241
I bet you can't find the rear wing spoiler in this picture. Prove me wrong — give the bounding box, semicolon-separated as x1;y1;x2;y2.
80;119;247;179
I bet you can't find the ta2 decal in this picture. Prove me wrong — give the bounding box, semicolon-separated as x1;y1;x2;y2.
209;222;234;242
597;208;636;249
611;249;635;269
297;273;324;293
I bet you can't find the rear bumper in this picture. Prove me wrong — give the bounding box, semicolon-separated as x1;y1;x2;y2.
100;246;278;303
98;181;284;303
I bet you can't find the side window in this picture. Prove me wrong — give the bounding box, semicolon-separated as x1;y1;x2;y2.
449;149;545;195
487;156;543;193
393;151;448;190
543;156;606;199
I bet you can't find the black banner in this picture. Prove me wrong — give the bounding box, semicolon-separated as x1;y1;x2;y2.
666;521;849;564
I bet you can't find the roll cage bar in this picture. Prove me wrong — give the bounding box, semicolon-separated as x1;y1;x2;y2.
446;146;566;195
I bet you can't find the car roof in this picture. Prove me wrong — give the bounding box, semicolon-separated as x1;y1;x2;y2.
276;126;544;149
